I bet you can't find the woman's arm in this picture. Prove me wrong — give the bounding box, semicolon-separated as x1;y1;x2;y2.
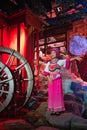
43;62;53;84
70;56;82;62
43;62;50;76
61;53;82;62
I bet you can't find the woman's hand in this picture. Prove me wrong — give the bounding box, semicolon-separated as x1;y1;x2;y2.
70;56;82;61
75;56;82;61
47;76;53;84
61;54;69;59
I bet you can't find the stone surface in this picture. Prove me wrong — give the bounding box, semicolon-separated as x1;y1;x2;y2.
45;111;87;129
35;126;60;130
0;119;33;130
0;88;87;130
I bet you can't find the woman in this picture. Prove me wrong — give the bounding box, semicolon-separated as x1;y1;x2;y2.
44;47;81;115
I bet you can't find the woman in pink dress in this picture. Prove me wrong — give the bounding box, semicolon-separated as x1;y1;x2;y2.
44;47;81;115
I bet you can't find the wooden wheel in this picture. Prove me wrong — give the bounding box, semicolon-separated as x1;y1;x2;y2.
0;47;33;112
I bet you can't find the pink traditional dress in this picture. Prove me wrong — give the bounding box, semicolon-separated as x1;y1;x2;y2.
44;58;70;113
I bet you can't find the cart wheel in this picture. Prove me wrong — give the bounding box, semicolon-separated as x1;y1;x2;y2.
0;47;33;112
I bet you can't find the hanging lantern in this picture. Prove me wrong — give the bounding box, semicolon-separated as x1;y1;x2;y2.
69;35;87;55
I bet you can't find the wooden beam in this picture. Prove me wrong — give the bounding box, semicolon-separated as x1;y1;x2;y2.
39;24;72;39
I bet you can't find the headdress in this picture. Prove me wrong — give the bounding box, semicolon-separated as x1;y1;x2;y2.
51;47;60;57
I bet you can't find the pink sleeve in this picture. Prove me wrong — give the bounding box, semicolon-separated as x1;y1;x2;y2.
43;71;50;76
43;62;50;76
66;58;70;69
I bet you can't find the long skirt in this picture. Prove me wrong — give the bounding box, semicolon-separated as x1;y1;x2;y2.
48;77;65;112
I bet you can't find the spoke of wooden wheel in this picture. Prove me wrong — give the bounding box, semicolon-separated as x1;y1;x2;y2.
5;50;15;66
0;78;12;84
0;51;15;72
0;90;9;94
9;56;16;67
14;78;33;85
15;78;31;83
22;78;33;81
0;102;4;107
0;72;7;77
15;61;27;70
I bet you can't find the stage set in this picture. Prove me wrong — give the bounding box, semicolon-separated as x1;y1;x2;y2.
0;7;87;130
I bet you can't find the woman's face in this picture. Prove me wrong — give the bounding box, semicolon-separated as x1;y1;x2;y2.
51;51;56;59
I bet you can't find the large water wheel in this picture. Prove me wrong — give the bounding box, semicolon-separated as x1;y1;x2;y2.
0;47;33;113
